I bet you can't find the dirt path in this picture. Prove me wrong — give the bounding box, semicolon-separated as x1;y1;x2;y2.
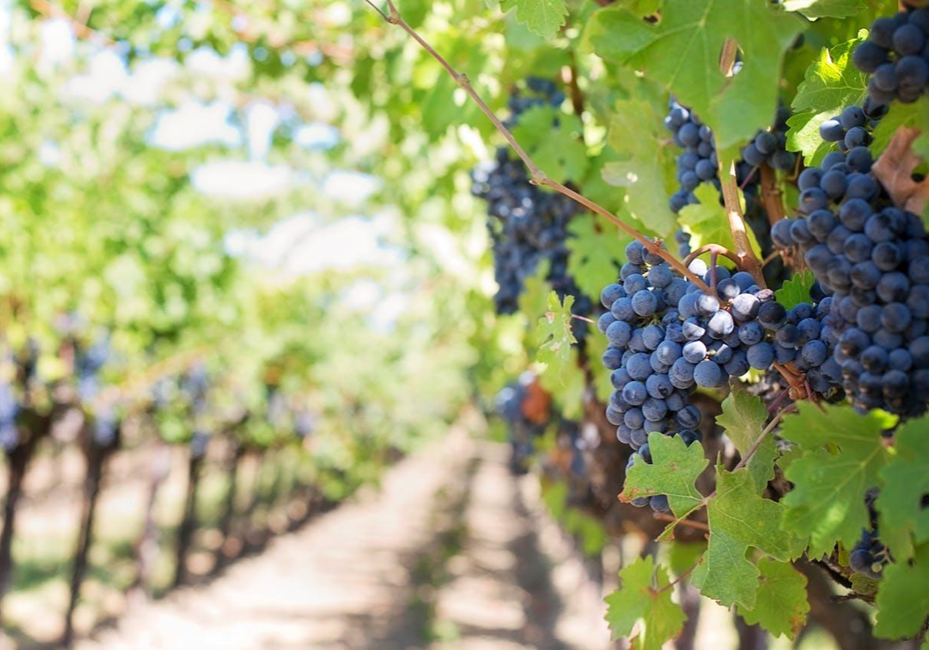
79;430;611;650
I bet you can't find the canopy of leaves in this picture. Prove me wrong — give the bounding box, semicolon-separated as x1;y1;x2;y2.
586;0;804;149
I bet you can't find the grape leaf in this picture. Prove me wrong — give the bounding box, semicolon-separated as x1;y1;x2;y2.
850;573;880;597
780;0;865;19
566;213;628;301
775;269;816;309
870;96;929;158
717;390;775;493
778;403;893;558
602;99;678;237
616;0;661;18
586;0;803;149
787;35;867;165
877;415;929;561
512;106;589;183
500;0;568;40
585;331;615;404
874;543;929;640
604;556;687;649
691;468;798;609
668;540;708;577
518;258;552;321
620;431;708;520
735;558;809;639
538;346;585;419
536;291;578;373
678;184;763;269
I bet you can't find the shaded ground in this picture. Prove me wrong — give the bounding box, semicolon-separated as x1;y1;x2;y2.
78;429;611;649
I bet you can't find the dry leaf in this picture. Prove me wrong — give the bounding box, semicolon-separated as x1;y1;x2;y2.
871;127;929;216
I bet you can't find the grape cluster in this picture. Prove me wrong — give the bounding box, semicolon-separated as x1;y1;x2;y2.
674;228;692;258
854;6;929;105
471;81;593;328
294;408;316;438
93;408;119;447
850;530;889;579
75;335;110;403
598;239;850;511
496;372;549;472
665;100;795;214
817;102;888;153
665;99;719;213
739;106;796;174
0;382;19;452
849;491;890;579
771;148;929;416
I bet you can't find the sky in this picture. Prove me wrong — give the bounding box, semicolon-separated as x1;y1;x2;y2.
21;10;395;281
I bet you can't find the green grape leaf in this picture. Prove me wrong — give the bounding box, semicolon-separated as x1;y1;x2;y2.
775;269;816;309
543;480;569;521
602;99;677;237
736;558;809;639
512;106;589;183
536;292;578;374
583;150;630;218
617;0;661;18
678;184;763;260
585;331;615;403
501;0;568;40
850;573;880;597
604;556;687;649
620;432;708;520
519;258;553;323
779;403;893;558
668;540;708;577
787;35;867;165
539;346;586;419
567;213;628;300
586;0;803;149
874;543;929;640
737;559;809;638
717;390;775;492
877;415;929;561
870;96;929;158
780;0;865;18
692;468;798;609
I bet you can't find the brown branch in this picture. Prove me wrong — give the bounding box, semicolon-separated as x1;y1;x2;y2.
373;0;714;295
654;560;699;595
564;56;585;119
717;37;766;288
759;163;786;228
653;512;709;532
684;243;742;270
732;403;796;472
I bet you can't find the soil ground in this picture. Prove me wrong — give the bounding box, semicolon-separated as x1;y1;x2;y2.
78;429;612;649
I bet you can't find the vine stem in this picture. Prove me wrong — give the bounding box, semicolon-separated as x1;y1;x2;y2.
717;38;766;289
652;512;709;532
732;403;796;473
684;244;742;269
373;0;714;295
654;561;699;595
759;164;786;228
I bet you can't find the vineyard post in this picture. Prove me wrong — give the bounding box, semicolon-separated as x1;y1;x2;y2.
172;449;205;588
128;441;171;602
0;412;50;620
62;425;117;646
